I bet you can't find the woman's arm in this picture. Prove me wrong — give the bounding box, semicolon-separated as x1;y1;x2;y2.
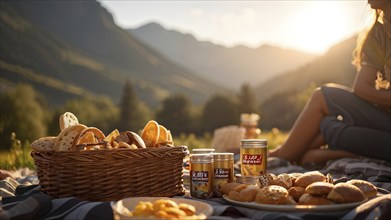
352;65;391;107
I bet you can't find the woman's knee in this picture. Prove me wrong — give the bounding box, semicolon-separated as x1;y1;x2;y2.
308;88;328;114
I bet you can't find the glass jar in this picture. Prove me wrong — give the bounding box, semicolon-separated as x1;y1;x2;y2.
212;152;234;197
240;139;267;176
189;153;214;199
234;174;259;185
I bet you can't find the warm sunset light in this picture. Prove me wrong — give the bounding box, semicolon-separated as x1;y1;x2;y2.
100;1;369;54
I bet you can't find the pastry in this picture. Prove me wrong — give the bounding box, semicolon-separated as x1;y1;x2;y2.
269;173;292;189
305;182;334;196
299;193;333;205
327;182;366;203
346;179;377;198
255;185;289;205
288;186;305;201
294;171;326;188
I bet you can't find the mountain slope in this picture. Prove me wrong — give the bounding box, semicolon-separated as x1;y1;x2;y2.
255;36;357;103
1;1;225;107
129;22;317;88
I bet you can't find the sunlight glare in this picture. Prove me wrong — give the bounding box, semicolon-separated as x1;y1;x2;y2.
286;2;350;54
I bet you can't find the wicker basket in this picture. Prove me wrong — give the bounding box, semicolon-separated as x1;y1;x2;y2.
31;146;188;201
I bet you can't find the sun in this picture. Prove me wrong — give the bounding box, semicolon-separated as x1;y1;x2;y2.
287;2;350;54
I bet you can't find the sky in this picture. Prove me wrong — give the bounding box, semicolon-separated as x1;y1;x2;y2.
100;0;371;55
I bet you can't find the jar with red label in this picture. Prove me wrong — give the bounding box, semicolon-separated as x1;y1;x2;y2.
189;153;214;199
240;139;267;176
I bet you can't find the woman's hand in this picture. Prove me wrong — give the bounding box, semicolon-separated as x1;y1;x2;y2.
353;65;391;109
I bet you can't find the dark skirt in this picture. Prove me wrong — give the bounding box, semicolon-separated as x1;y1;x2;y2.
320;84;391;162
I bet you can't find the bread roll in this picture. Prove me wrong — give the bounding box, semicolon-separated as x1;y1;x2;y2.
255;185;289;205
327;183;366;203
299;193;333;205
305;182;334;196
220;182;247;195
238;185;260;202
288;186;305;202
346;180;377;199
294;171;326;188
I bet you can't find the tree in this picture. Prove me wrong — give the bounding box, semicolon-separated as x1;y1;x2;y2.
156;94;194;136
0;84;46;149
202;94;239;133
118;79;148;132
49;96;119;135
238;82;258;114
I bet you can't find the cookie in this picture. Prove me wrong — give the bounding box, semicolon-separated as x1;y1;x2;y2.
59;112;79;131
55;124;87;151
31;136;57;152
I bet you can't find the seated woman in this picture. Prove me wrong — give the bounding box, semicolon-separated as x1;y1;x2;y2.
270;0;391;165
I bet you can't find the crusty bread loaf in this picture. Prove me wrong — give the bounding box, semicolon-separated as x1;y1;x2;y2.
327;183;366;203
346;180;377;199
294;171;326;188
31;136;57;152
299;193;333;205
55;124;87;151
305;182;334;196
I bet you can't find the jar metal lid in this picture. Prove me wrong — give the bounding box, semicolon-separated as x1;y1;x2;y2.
212;152;234;160
241;139;267;147
190;153;213;163
192;148;215;154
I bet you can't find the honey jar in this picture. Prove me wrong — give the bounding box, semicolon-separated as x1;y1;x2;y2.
240;139;267;176
189;153;214;199
212;152;234;197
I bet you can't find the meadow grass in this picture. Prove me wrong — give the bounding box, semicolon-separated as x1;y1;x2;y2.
0;130;288;171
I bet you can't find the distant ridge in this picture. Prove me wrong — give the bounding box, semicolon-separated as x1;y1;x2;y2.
255;36;357;103
129;22;318;88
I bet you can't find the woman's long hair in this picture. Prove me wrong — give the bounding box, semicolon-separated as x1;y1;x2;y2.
353;9;383;70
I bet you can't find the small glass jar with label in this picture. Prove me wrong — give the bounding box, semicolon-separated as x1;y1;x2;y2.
212;152;234;197
189;153;214;199
240;139;267;176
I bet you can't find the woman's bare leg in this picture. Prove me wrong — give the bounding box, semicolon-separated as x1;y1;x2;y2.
269;88;330;163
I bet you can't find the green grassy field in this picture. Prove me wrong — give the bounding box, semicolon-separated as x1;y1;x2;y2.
0;130;287;171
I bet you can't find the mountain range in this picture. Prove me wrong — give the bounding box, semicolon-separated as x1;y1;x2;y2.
129;22;317;88
0;0;224;107
0;0;358;110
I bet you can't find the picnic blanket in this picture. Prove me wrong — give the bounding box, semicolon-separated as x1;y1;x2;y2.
1;157;391;220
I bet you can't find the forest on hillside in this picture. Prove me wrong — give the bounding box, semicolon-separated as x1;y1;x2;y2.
0;78;316;150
